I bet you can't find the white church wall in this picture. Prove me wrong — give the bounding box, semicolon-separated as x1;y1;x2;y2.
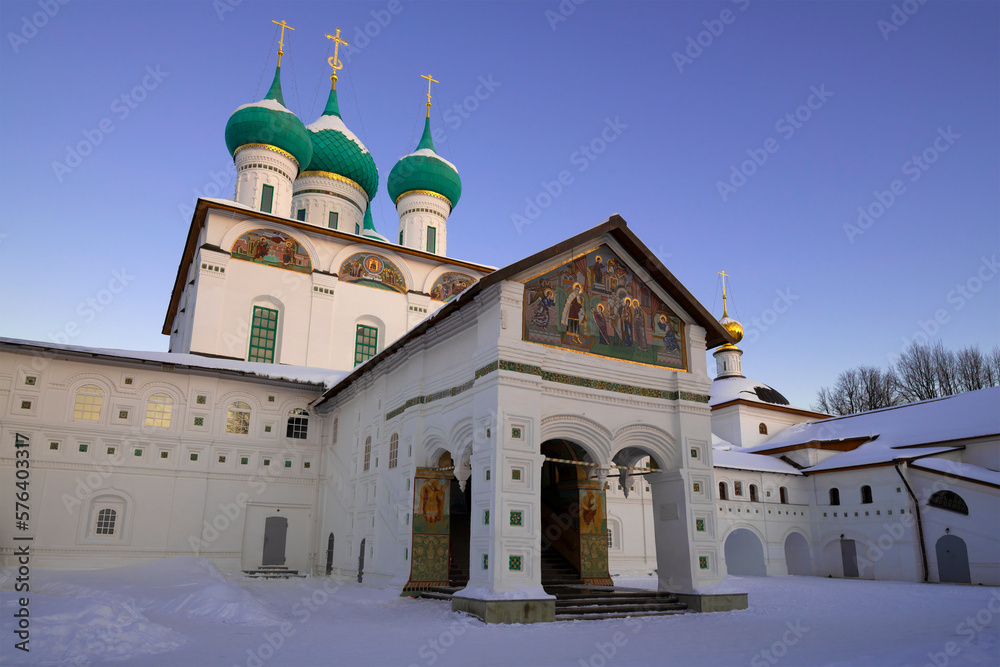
0;348;324;573
907;466;1000;586
810;467;923;582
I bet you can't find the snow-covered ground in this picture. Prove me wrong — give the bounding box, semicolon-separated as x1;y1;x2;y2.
2;558;998;666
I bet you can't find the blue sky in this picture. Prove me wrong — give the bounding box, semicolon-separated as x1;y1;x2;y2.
1;0;997;408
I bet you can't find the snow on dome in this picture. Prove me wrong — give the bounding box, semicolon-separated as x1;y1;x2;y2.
710;375;793;407
232;97;296;115
307;113;370;155
407;148;459;173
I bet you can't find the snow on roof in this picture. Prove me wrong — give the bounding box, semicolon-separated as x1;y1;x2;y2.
710;375;806;410
406;148;459;173
909;457;1000;487
712;444;803;475
747;387;1000;473
0;338;346;388
200;197;252;211
307;114;370;154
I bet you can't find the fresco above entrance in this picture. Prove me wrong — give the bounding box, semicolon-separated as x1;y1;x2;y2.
231;229;312;273
338;253;407;294
522;244;686;370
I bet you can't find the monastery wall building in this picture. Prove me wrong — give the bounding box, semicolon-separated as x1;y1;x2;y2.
2;28;997;623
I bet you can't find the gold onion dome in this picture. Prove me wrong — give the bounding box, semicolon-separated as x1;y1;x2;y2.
720;315;744;345
717;269;743;346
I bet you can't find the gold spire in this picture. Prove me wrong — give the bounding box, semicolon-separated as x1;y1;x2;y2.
717;269;744;345
421;73;439;118
325;28;349;89
719;269;731;317
272;19;294;66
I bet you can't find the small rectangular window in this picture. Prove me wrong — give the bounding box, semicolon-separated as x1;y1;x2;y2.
328;211;339;229
354;325;378;366
355;222;360;235
260;184;274;214
426;226;437;254
296;208;306;221
248;306;279;363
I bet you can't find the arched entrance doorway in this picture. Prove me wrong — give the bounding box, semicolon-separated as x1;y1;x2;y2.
724;528;767;576
783;532;812;576
936;535;971;583
540;439;613;588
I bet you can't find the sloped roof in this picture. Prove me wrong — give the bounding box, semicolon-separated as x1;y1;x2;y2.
746;387;1000;473
314;215;734;408
0;338;344;388
712;434;802;475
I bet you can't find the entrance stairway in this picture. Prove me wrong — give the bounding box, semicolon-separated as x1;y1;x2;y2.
546;586;689;621
243;565;305;579
541;546;583;586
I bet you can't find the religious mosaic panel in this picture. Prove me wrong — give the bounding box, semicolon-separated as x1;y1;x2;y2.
522;244;686;369
430;272;476;302
338;253;407;294
403;469;451;593
578;481;613;586
231;229;312;273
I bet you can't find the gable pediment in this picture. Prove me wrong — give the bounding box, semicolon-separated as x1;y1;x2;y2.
521;242;688;370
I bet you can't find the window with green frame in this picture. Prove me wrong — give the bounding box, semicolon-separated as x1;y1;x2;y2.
354;324;378;366
260;184;274;214
296;208;306;221
426;226;437;253
355;222;361;235
328;211;338;229
248;306;278;363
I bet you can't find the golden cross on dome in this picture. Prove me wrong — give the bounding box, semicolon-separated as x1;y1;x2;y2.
718;269;730;317
421;74;439;117
325;28;349;87
272;19;294;66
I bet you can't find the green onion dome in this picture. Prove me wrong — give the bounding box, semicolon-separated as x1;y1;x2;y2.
225;66;313;170
303;86;378;201
387;117;462;209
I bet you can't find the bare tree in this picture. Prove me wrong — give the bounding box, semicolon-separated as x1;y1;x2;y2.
813;365;898;415
815;341;999;415
956;345;988;392
894;341;940;403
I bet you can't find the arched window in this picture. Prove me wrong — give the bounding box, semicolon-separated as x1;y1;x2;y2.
332;416;339;445
363;436;372;471
749;484;759;502
779;486;788;504
286;408;308;439
95;508;117;535
758;423;768;435
607;526;614;549
829;488;840;505
388;433;399;469
144;392;173;428
73;384;104;421
718;482;728;500
248;305;279;363
861;485;873;504
226;401;251;434
928;490;969;515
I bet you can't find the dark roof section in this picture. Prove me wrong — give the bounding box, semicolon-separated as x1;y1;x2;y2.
313;214;735;409
0;338;328;389
162;198;496;335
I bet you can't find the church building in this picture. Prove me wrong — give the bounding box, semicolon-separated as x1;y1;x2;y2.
2;25;997;624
